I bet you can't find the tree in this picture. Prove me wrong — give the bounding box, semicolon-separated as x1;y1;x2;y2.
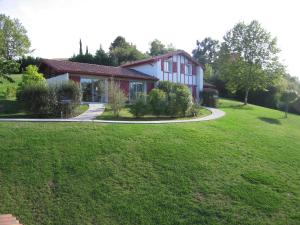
148;39;176;56
0;57;19;83
109;36;145;66
22;65;45;85
219;20;281;105
94;45;111;65
192;37;219;65
108;79;127;117
280;90;298;118
148;88;167;116
79;39;83;55
17;56;40;73
0;14;31;59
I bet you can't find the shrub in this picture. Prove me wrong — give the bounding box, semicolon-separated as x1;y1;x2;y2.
54;81;82;117
148;88;167;116
202;88;219;107
18;81;82;117
18;82;51;115
150;81;193;117
108;79;127;117
4;86;17;99
129;94;149;118
22;65;45;85
173;84;193;116
188;102;202;117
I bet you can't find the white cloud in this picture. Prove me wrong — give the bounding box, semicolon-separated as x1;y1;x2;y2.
1;0;299;78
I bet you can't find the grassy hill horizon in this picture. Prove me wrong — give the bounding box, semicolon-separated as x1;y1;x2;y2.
0;99;299;225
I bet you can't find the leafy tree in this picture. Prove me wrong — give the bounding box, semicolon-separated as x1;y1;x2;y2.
192;37;219;65
22;65;45;85
94;45;111;65
109;36;145;66
0;14;31;59
148;39;176;56
0;57;19;83
108;79;127;117
219;20;282;105
280;90;298;118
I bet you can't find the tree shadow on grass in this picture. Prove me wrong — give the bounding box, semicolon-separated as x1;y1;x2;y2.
220;103;254;110
258;117;281;125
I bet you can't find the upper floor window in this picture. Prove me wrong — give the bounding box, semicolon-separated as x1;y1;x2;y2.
164;59;172;72
185;64;192;75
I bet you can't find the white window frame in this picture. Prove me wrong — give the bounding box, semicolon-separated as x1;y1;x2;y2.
164;59;172;72
185;64;192;75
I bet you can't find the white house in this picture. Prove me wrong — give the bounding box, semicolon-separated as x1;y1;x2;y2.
40;50;204;102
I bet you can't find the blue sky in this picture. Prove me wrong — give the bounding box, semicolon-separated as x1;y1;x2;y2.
1;0;299;78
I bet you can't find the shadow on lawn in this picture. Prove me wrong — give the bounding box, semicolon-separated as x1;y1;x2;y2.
258;117;281;125
220;103;254;110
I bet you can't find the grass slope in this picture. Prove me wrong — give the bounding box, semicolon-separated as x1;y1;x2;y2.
0;99;299;225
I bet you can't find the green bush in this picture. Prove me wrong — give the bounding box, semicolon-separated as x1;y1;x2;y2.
4;86;17;99
129;94;149;118
202;88;219;107
188;102;202;117
148;88;167;116
18;82;51;115
18;81;82;117
22;65;45;85
53;81;82;117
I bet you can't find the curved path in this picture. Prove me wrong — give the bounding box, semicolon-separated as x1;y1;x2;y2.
0;104;225;124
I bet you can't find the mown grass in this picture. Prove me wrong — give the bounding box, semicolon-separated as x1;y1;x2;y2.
97;106;211;121
0;99;299;225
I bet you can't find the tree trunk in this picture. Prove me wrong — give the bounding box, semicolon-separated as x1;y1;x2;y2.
285;103;289;118
244;89;249;105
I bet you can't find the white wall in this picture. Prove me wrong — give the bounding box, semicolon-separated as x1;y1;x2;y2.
129;63;157;77
47;73;69;85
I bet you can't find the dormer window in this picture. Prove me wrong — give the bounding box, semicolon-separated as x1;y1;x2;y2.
164;59;172;72
185;64;192;75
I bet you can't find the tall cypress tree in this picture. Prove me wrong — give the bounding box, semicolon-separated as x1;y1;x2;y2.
79;39;83;55
85;46;89;55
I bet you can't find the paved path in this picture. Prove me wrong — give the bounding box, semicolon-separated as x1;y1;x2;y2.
0;106;225;124
73;103;105;120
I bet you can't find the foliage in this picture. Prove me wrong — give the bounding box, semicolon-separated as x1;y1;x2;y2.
0;14;31;59
187;102;202;117
18;81;81;117
218;21;282;105
0;57;19;82
109;36;145;66
155;81;193;117
202;88;219;107
53;81;82;117
129;94;149;118
94;45;111;65
17;56;40;73
108;79;127;117
18;82;50;115
22;65;45;85
148;39;176;56
4;86;17;99
280;90;298;118
192;37;219;65
148;88;167;116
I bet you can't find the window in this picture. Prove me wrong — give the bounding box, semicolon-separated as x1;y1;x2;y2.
185;64;192;75
164;59;172;72
129;81;145;101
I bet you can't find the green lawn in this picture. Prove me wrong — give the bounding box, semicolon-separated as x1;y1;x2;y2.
97;106;211;121
0;99;299;225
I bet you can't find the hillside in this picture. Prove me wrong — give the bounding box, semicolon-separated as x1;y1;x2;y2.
0;99;299;225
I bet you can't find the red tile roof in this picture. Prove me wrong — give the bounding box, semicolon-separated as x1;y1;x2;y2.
40;59;158;81
121;50;204;68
